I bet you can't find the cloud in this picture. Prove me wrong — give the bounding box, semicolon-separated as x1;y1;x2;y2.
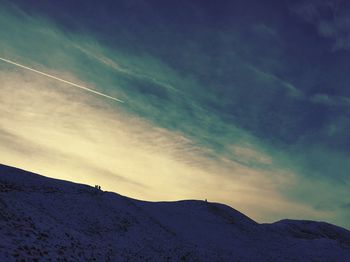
247;65;303;98
291;0;350;51
310;93;350;107
229;144;273;166
0;68;309;221
1;1;350;229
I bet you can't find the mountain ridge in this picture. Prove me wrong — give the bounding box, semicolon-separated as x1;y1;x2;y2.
1;163;350;261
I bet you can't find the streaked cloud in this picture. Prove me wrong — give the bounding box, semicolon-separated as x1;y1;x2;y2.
310;93;350;107
1;0;350;229
0;68;311;223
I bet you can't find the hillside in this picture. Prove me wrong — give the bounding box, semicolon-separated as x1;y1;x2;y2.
0;164;349;261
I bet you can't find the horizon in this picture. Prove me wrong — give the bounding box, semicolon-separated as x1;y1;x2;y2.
1;0;350;229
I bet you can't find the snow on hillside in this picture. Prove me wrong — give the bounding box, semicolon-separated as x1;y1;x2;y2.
0;164;349;261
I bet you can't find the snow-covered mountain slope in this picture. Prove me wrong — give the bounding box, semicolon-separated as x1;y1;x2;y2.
0;164;349;261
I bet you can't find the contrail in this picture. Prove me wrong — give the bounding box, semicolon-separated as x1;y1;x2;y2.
0;57;124;103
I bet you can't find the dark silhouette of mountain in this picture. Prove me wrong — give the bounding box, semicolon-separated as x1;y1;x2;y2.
0;164;349;261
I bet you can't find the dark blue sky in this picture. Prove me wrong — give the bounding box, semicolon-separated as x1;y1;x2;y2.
1;0;350;227
13;0;350;146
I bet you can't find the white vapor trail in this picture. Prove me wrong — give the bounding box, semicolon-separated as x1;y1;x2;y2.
0;57;124;103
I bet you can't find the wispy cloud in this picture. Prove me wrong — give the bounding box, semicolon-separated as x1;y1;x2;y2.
291;0;350;51
1;1;350;229
0;68;304;221
310;93;350;107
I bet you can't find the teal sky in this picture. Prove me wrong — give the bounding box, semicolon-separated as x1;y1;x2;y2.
1;0;350;228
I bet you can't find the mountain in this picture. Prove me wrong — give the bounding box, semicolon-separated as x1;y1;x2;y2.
0;164;349;261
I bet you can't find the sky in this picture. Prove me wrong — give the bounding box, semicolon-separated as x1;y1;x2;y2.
1;0;350;228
